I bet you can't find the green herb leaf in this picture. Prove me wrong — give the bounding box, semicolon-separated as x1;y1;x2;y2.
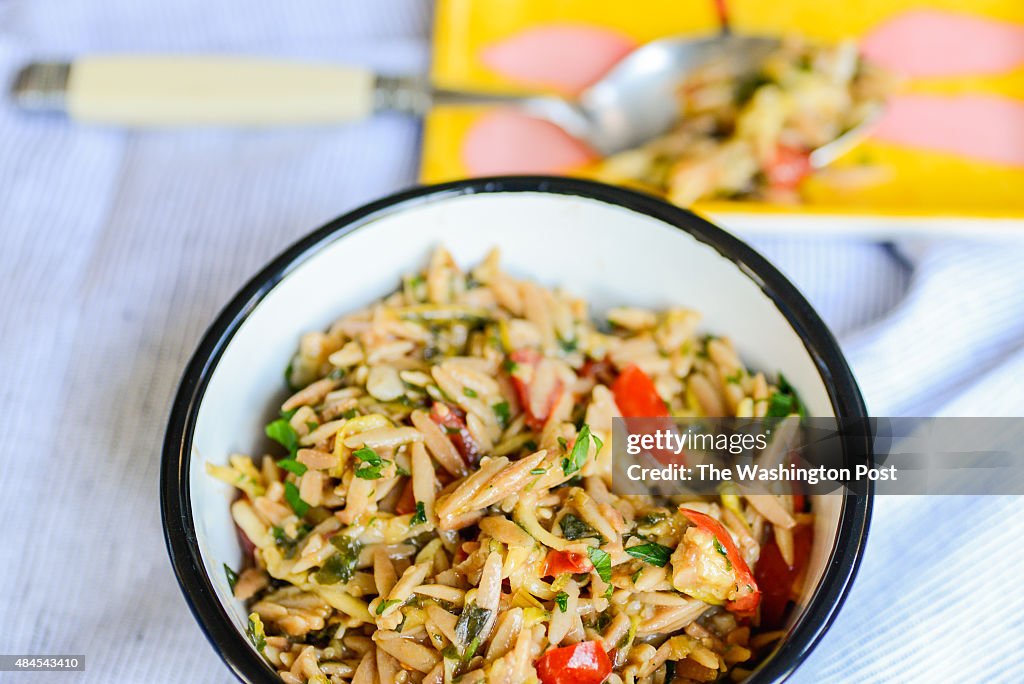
529;467;547;475
625;542;673;568
353;446;382;465
765;372;807;418
502;358;518;374
313;536;361;585
265;417;300;457
561;424;594;476
376;599;402;615
223;563;239;592
558;337;578;353
342;408;360;420
277;458;307;476
284;358;298;391
555;591;569;613
463;387;478;398
463;636;481;662
492;401;511;428
284;481;310;517
246;613;267;655
454;604;493;654
355;462;386;479
410;501;427;526
713;538;733;570
558;513;604;543
587;546;612;583
353;447;386;479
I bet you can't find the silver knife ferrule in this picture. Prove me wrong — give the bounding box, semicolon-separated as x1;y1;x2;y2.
374;74;431;117
12;62;70;113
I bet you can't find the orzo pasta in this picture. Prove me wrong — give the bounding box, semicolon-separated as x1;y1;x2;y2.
208;247;813;684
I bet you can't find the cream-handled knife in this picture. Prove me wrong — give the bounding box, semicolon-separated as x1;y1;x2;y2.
11;56;434;126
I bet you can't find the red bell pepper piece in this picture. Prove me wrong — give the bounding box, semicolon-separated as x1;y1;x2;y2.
542;549;594;577
755;523;813;629
430;402;481;466
536;640;613;684
612;364;686;465
679;507;761;617
508;349;564;430
611;364;669;418
765;144;812;191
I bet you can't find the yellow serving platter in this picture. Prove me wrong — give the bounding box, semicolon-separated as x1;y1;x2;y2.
422;0;1024;236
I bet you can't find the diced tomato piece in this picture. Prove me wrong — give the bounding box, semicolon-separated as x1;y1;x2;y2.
542;549;594;577
765;144;812;190
611;365;669;418
394;477;416;515
756;523;813;629
536;641;613;684
679;507;761;617
430;402;481;466
508;349;564;430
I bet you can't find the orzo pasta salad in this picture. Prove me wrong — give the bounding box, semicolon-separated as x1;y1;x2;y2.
208;247;813;684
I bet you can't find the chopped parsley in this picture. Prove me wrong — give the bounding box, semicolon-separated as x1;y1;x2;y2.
246;612;267;654
277;458;307;476
410;501;427;526
271;524;310;559
353;446;387;479
463;387;478;398
714;538;733;570
765;372;807;418
376;599;402;615
283;481;309;517
223;563;239;592
587;546;612;583
463;636;481;662
492;401;511;428
502;358;518;374
265;414;300;457
558;513;604;543
554;591;569;613
530;467;547;475
313;536;361;585
454;604;493;658
562;424;600;477
625;542;673;567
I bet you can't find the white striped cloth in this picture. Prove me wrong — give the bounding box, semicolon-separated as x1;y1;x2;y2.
1;2;1021;682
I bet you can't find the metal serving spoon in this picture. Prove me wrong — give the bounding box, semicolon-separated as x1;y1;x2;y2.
12;35;875;165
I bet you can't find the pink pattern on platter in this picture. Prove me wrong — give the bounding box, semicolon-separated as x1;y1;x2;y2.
861;9;1024;77
461;109;598;175
872;94;1024;167
481;24;638;95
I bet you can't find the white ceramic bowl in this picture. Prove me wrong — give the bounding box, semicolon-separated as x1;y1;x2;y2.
162;177;871;683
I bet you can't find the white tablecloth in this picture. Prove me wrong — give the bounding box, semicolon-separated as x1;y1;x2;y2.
1;2;1022;682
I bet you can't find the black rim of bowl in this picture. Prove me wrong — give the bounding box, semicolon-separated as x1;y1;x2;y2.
161;175;873;684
